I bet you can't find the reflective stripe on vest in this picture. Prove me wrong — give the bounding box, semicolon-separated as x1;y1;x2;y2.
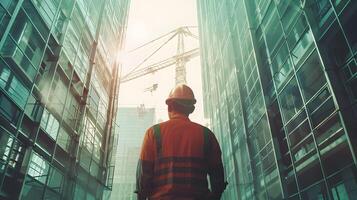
153;176;208;188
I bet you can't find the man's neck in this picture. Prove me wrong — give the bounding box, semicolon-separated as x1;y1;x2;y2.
168;111;189;120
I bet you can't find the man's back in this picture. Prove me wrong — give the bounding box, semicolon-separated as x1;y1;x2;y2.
136;113;224;199
151;114;211;199
136;84;226;200
160;115;206;158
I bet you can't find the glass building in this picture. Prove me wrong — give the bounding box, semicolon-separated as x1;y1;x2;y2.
197;0;357;199
0;0;130;199
111;106;155;200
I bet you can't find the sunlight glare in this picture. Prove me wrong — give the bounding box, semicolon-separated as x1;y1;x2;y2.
126;21;149;48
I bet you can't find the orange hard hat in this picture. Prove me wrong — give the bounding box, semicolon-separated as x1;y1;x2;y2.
165;84;196;105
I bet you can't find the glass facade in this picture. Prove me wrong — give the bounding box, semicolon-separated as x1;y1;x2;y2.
197;0;357;199
110;107;155;200
0;0;130;199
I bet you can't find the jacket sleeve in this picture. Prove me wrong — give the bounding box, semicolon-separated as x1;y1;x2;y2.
207;131;227;198
135;128;155;199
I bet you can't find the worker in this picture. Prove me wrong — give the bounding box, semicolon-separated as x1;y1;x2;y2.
135;84;227;200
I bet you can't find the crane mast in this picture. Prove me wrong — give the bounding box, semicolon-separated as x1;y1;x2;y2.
176;27;186;84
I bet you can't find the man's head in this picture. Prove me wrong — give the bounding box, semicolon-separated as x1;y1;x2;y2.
166;84;196;116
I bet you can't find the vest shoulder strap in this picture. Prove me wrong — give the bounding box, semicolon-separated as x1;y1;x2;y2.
153;124;162;158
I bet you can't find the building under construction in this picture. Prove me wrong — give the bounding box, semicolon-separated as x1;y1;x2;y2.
198;0;357;199
0;0;130;199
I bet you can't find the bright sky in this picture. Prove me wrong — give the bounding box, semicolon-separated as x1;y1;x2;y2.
118;0;206;125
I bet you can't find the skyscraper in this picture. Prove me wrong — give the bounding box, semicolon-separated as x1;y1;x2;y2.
0;0;130;199
197;0;357;199
111;106;155;200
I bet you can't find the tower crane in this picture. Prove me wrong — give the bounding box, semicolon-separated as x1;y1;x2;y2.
120;26;199;85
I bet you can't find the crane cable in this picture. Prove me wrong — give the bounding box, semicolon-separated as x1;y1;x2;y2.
122;26;199;80
123;32;178;78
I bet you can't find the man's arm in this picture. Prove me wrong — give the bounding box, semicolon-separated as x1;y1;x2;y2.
207;132;227;199
135;128;155;200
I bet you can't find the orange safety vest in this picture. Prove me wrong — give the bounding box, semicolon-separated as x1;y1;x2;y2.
136;113;224;200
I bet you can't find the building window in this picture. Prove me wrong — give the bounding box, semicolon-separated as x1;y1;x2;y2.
289;119;311;149
0;129;24;170
300;181;327;200
47;167;64;194
346;78;357;101
40;109;60;140
320;137;353;176
0;92;21;123
280;2;301;33
74;183;86;199
89;87;99;115
286;14;308;50
63;92;80;130
0;6;9;39
83;117;95;152
263;5;283;53
339;2;357;54
0;63;10;89
93;132;102;161
22;1;50;38
297;50;327;101
27;152;49;184
292;135;315;163
319;21;350;66
91;71;109;128
345;59;357;80
314;113;342;145
24;94;43;122
272;42;294;89
328;166;357;200
0;0;17;14
74;44;89;82
53;9;67;40
279;77;304;123
32;0;59;27
90;160;99;177
62;23;80;64
56;127;70;152
0;64;30;108
290;29;314;67
48;72;68;114
332;183;349;200
308;0;334;33
1;8;47;80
